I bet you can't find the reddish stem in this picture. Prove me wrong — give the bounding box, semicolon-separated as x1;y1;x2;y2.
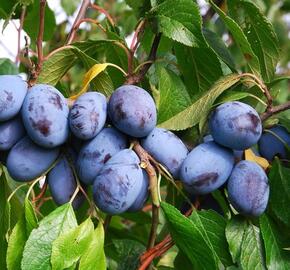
90;3;115;26
36;0;46;74
16;6;26;65
32;181;48;203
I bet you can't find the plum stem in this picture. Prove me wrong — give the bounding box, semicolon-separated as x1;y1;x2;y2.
36;0;46;74
32;181;48;203
15;6;26;65
260;101;290;122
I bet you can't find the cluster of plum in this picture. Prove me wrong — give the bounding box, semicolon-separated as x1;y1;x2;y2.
0;75;289;216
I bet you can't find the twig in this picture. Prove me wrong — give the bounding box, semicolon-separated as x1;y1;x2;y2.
260;101;290;121
74;18;106;33
66;0;91;45
125;33;162;85
90;3;115;26
36;0;46;74
32;181;47;203
16;6;26;65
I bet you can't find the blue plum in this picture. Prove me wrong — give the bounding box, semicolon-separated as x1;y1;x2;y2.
209;101;262;150
127;171;149;212
227;160;269;216
0;116;25;151
258;125;290;160
48;154;84;209
77;127;128;184
0;75;27;121
180;141;234;194
93;149;143;214
141;128;188;178
21;84;69;148
108;85;157;137
69;92;107;140
6;136;59;182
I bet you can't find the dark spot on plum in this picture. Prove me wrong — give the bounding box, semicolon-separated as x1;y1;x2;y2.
49;92;63;110
193;172;219;187
103;154;111;163
31;118;52;136
140;117;146;129
231;113;260;135
115;103;127;121
247;112;260;129
117;176;129;197
4;91;13;102
82;150;101;159
121;202;126;208
185;167;188;173
171;159;178;166
75;122;83;130
28;102;34;112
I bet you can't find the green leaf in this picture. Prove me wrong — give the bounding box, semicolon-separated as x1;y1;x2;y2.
228;0;279;82
174;45;223;96
21;203;77;270
125;0;151;17
156;67;191;123
260;215;290;270
161;202;218;269
0;58;18;75
209;0;260;76
151;0;206;47
268;159;290;226
6;216;27;270
79;222;106;270
61;0;79;15
158;74;241;130
190;210;233;266
278;116;290;133
214;91;253;105
202;28;236;71
51;218;94;270
24;198;37;235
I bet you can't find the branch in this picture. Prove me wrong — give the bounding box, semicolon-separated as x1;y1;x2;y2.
36;0;46;74
260;101;290;121
125;33;162;85
90;3;115;26
66;0;91;44
16;6;26;65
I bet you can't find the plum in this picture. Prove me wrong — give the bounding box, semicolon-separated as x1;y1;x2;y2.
108;85;157;137
180;141;234;194
127;171;149;212
93;149;143;214
227;160;269;216
258;125;290;160
6;136;59;182
141;128;188;178
0;116;26;151
209;101;262;150
0;75;27;121
21;84;69;148
77;127;128;184
69;92;107;140
48;154;84;209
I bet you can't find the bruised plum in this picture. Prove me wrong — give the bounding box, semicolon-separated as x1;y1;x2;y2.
108;85;157;137
227;160;269;216
258;125;290;161
0;116;25;151
77;127;128;184
209;101;262;150
48;154;84;209
180;141;234;194
21;84;69;148
0;75;27;121
69;92;107;140
6;136;59;181
141;128;188;178
127;171;149;212
93;149;143;214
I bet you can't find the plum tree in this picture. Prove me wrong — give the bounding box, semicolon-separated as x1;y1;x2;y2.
77;127;128;184
141;128;188;178
227;160;269;216
0;116;26;151
69;92;107;140
180;141;234;194
6;136;59;181
0;75;27;121
258;125;290;160
21;84;69;148
48;154;84;209
209;101;262;150
108;85;157;137
93;149;143;214
127;171;149;212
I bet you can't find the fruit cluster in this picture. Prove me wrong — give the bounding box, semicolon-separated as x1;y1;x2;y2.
1;75;289;216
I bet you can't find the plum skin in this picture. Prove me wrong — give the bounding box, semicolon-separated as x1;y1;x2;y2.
0;75;27;121
93;149;143;215
21;84;69;148
141;128;188;178
48;155;84;209
258;125;290;160
108;85;157;137
77;127;128;185
227;160;269;217
6;136;59;182
69;92;107;140
209;101;262;150
180;141;234;194
0;116;26;151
